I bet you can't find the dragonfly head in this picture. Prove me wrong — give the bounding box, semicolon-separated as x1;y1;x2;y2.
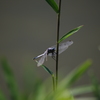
47;47;56;55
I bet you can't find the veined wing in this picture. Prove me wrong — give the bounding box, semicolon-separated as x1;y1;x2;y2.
58;40;73;54
33;53;44;60
37;50;47;67
49;40;73;55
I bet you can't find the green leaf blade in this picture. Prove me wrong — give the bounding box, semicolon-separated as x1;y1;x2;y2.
46;0;59;13
59;59;92;89
58;25;83;43
1;58;20;100
41;65;53;76
34;84;46;100
34;60;54;76
90;74;100;100
0;89;7;100
41;65;56;91
70;85;94;96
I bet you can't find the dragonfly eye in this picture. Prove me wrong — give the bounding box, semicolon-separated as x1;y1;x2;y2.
47;48;55;55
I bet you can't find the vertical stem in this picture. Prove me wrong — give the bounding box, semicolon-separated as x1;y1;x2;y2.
56;0;62;89
52;75;55;91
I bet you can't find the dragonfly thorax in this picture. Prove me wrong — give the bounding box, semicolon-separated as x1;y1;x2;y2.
47;48;55;55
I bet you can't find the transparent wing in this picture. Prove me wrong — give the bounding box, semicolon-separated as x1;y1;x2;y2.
33;53;44;60
37;50;47;67
49;40;73;55
58;40;73;54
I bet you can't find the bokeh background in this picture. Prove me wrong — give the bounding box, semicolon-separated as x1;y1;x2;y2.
0;0;100;98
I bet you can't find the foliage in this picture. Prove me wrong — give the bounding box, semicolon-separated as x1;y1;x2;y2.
0;0;100;100
0;58;99;100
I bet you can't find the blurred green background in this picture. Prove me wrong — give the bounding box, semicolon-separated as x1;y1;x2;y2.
0;0;100;98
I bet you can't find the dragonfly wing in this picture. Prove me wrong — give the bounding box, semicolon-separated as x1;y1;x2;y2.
48;40;73;56
59;40;73;54
37;50;47;66
49;40;73;55
33;53;44;60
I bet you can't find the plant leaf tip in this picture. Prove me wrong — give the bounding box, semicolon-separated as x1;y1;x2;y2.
85;59;93;66
76;25;83;29
87;59;92;63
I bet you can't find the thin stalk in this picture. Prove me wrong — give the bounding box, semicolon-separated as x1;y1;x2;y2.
52;75;55;91
56;0;62;89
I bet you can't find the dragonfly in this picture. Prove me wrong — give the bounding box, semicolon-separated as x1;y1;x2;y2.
33;40;73;67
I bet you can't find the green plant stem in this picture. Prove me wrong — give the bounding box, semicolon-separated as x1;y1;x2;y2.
56;0;62;89
52;75;55;91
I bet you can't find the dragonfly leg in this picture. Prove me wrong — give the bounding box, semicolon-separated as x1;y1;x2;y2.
52;56;56;61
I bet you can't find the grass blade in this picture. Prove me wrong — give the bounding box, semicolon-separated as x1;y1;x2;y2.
58;25;83;43
0;89;6;100
46;0;59;13
34;84;46;100
35;60;53;75
70;85;95;96
35;59;56;91
59;59;92;89
41;65;53;76
90;74;100;100
1;58;20;100
41;65;56;91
